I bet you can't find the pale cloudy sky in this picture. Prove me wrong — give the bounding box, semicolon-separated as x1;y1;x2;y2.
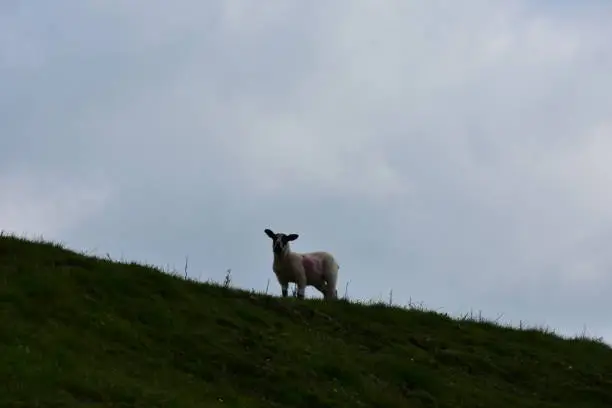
2;1;612;343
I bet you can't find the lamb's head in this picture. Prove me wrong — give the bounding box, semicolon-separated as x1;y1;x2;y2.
264;228;299;255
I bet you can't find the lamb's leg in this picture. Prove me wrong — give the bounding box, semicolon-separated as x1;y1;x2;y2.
296;285;306;299
323;286;336;300
296;274;307;300
323;263;339;300
325;284;338;300
313;282;328;298
279;281;289;298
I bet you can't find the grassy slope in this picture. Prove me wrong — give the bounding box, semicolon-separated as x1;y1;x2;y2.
1;236;611;408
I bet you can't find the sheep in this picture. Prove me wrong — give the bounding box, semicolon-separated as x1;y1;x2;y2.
264;228;340;300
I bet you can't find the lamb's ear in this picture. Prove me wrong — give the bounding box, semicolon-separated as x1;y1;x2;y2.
264;229;276;239
286;233;299;241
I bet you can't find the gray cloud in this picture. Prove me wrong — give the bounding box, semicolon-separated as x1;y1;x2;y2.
2;1;612;342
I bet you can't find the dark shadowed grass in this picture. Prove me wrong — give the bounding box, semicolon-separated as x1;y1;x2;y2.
0;234;611;407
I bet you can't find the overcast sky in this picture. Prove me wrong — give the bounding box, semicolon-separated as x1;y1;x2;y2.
2;1;612;343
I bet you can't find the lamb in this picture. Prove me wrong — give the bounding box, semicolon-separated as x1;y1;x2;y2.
264;228;340;300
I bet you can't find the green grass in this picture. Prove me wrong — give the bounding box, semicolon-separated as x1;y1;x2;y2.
1;234;611;407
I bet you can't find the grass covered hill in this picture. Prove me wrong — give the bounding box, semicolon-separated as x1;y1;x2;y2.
1;234;611;407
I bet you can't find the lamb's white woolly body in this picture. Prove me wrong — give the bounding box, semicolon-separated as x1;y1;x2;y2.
264;228;339;300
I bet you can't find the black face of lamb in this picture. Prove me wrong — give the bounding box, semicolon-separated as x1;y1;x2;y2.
264;229;299;255
272;233;295;254
272;237;286;254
